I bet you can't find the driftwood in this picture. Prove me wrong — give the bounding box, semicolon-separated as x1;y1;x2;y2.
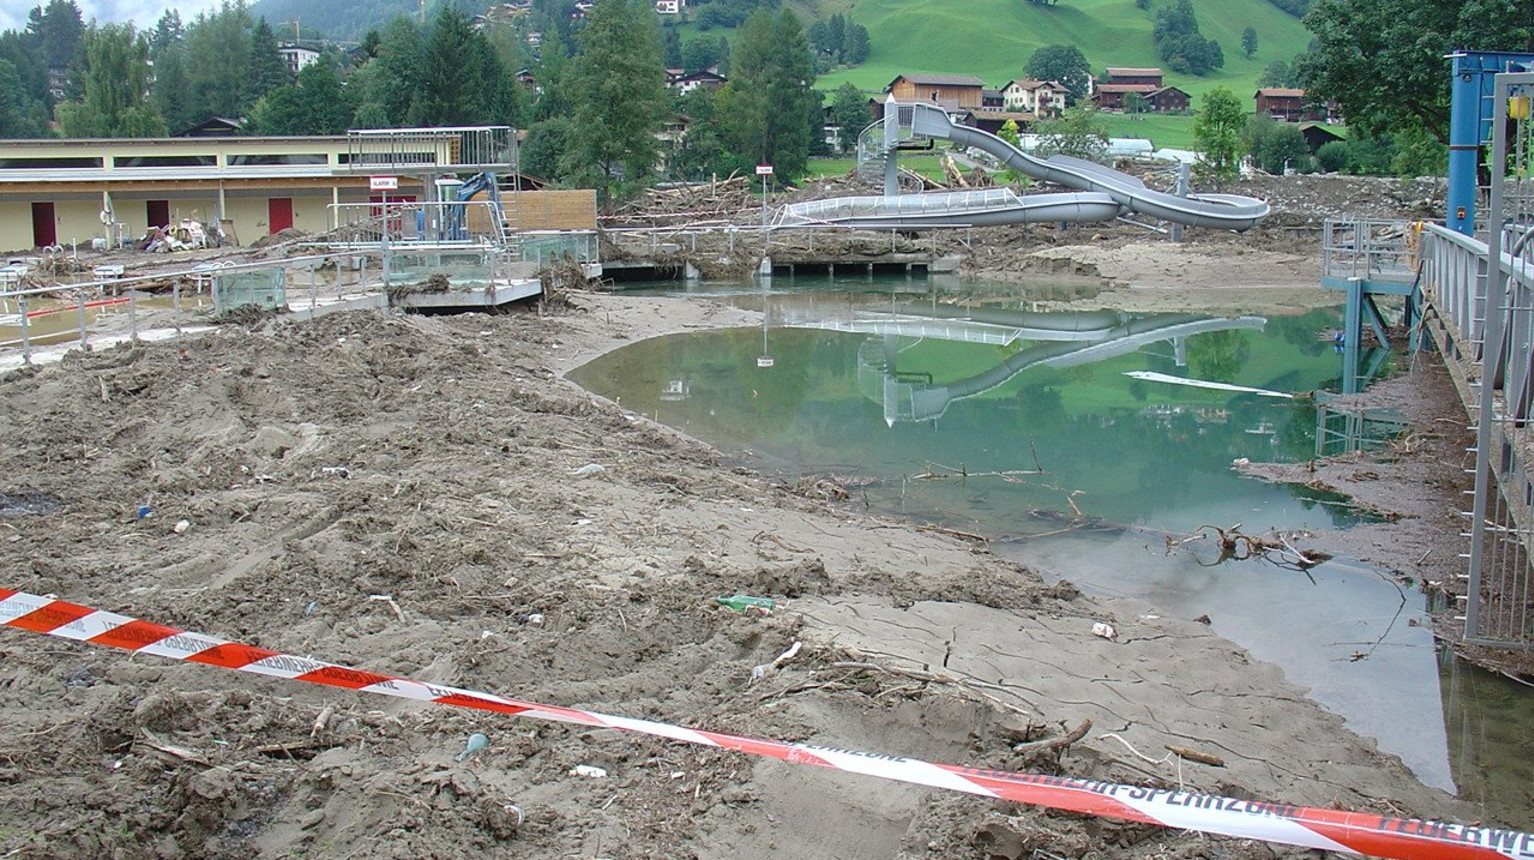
1168;522;1333;571
1012;718;1092;753
605;175;755;225
1165;744;1225;767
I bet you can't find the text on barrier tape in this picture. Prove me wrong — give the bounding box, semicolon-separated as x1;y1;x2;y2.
0;586;1529;860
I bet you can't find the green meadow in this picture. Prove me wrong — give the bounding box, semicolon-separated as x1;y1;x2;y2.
809;0;1311;105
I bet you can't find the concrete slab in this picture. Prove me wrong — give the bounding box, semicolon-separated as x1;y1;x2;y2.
392;278;543;311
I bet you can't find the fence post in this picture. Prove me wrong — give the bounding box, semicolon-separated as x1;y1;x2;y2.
173;280;183;345
128;290;137;341
17;295;31;365
76;291;88;350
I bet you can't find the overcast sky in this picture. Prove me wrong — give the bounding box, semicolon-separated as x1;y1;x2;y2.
0;1;225;33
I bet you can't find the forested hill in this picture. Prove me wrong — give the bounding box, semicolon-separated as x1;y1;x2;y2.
249;0;1314;97
247;0;419;41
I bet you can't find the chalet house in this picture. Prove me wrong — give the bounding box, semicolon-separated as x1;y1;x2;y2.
1000;79;1069;117
654;0;684;13
982;88;1005;109
1146;85;1190;113
960;109;1036;136
1101;67;1163;88
1299;122;1345;153
1255;88;1317;122
1090;67;1166;110
885;74;988;113
174;117;246;138
1093;85;1150;111
666;69;726;94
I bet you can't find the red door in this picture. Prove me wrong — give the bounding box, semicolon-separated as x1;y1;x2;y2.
268;198;294;234
31;202;55;247
146;200;170;229
369;194;416;234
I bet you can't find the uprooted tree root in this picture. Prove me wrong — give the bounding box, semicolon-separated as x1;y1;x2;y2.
1168;523;1333;571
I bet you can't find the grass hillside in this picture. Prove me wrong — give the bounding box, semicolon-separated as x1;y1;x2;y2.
811;0;1312;106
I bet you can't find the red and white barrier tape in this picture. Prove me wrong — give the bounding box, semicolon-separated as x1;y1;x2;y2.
1;585;1527;860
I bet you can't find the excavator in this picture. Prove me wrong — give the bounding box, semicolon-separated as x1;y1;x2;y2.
437;171;510;244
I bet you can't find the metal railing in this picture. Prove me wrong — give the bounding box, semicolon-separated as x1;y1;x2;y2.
330;200;506;246
343;126;515;173
0;245;548;369
518;231;600;266
1321;219;1419;284
1417;71;1534;648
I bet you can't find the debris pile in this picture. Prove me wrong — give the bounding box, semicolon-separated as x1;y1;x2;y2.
605;175;756;226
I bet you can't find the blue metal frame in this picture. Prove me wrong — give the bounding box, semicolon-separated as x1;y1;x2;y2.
1447;52;1534;236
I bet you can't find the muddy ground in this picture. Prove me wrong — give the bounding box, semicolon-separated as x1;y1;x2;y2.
0;173;1507;859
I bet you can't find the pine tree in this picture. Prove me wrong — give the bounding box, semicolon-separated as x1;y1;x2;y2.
185;3;254;120
26;0;84;73
367;17;424;126
411;9;499;126
560;0;667;205
717;10;816;180
246;19;291;107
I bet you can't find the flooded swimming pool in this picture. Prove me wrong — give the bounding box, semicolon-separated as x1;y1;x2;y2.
569;274;1532;827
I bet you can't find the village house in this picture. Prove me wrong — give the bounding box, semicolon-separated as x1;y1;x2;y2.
666;69;726;94
1145;85;1191;113
1090;67;1165;110
654;0;685;13
276;43;321;77
1100;67;1164;88
1299;122;1345;153
1000;79;1069;118
960;109;1036;136
885;74;988;113
1255;88;1319;122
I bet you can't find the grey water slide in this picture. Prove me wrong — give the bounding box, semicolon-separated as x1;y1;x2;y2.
779;102;1270;231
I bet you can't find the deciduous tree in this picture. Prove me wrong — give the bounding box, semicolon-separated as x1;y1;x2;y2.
1024;44;1089;102
560;0;668;204
829;81;870;154
1299;0;1534;141
1193;86;1245;182
56;23;164;137
1034;104;1107;161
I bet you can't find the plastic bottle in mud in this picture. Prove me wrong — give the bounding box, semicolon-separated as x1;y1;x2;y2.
715;594;774;614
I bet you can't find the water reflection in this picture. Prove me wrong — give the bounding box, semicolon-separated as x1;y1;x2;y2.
783;308;1270;424
572;275;1530;827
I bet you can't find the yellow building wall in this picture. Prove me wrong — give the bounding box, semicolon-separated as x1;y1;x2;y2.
222;195;335;244
0;202;34;252
54;200;105;247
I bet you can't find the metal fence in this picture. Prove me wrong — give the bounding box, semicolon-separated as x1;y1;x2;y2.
343;126;515;172
330;200;507;246
518;231;601;266
1321;219;1419;284
1417;71;1534;648
0;244;545;369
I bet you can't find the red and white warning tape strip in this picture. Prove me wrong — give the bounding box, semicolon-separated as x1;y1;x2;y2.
1;585;1528;860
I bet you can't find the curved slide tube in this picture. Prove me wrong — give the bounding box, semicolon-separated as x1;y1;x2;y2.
778;187;1121;229
907;102;1270;230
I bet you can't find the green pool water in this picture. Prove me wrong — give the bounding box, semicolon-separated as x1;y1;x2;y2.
569;274;1532;826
